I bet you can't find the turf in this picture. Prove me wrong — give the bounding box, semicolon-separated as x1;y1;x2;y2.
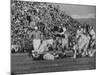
11;53;96;74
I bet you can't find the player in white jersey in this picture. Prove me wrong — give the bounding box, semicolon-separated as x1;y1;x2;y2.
73;28;90;58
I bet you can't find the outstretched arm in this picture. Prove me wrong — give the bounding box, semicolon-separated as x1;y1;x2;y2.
29;31;35;38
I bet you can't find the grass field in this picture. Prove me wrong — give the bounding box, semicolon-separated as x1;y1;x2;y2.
11;53;96;74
